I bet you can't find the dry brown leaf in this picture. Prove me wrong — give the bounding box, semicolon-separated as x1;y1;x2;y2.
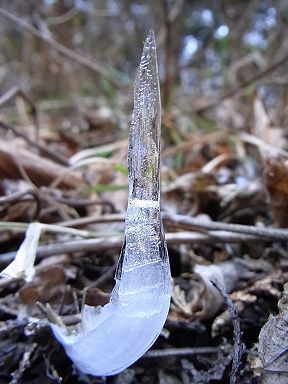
212;269;282;337
171;274;220;319
262;154;288;227
171;260;252;321
18;264;66;306
162;172;218;215
84;287;110;307
258;282;288;383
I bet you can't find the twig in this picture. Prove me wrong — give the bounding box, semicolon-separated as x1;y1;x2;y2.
51;195;116;213
0;8;121;89
163;212;288;241
211;282;243;384
37;236;123;259
60;212;288;241
0;188;41;219
58;213;125;228
0;221;94;238
0;230;263;267
144;346;219;358
0;137;82;188
46;7;80;26
240;132;288;158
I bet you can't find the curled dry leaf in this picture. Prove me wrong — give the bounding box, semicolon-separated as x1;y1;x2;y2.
172;272;224;320
172;261;240;321
258;282;288;384
162;172;218;215
172;259;267;321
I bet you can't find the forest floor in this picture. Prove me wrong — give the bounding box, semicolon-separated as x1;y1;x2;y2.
0;84;288;384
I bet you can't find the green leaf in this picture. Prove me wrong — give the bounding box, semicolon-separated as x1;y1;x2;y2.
90;184;128;193
113;163;128;175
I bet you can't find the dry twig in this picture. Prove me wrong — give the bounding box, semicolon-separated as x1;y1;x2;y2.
163;212;288;241
212;282;243;384
144;346;219;358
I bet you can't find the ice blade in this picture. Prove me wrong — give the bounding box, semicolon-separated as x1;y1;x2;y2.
128;30;161;202
50;31;171;377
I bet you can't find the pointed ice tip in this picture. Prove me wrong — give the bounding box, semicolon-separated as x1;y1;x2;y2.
141;30;156;65
144;30;156;49
147;30;155;40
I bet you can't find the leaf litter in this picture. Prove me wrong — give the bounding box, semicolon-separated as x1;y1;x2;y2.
0;32;288;384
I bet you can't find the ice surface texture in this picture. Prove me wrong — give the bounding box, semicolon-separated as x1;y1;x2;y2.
51;30;171;376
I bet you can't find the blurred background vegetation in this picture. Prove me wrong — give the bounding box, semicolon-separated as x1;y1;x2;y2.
1;3;288;382
1;0;287;144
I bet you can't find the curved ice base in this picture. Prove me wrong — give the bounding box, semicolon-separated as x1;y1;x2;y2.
51;293;170;376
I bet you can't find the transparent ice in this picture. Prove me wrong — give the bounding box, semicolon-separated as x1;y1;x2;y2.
51;30;171;376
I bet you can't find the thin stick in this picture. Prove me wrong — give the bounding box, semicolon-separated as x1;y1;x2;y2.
51;195;116;213
59;209;288;242
144;346;219;358
58;213;125;228
211;282;243;384
0;231;263;267
0;221;95;238
0;188;41;218
0;8;121;89
163;212;288;241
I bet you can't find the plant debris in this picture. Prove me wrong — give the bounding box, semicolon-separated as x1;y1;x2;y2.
0;1;288;383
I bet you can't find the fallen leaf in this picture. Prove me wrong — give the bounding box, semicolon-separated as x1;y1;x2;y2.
258;282;288;383
18;264;66;306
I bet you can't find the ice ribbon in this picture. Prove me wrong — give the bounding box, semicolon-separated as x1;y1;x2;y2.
50;30;171;376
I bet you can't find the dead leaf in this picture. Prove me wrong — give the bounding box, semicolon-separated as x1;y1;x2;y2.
171;269;224;321
262;154;288;227
212;269;283;337
18;265;66;306
258;282;288;383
